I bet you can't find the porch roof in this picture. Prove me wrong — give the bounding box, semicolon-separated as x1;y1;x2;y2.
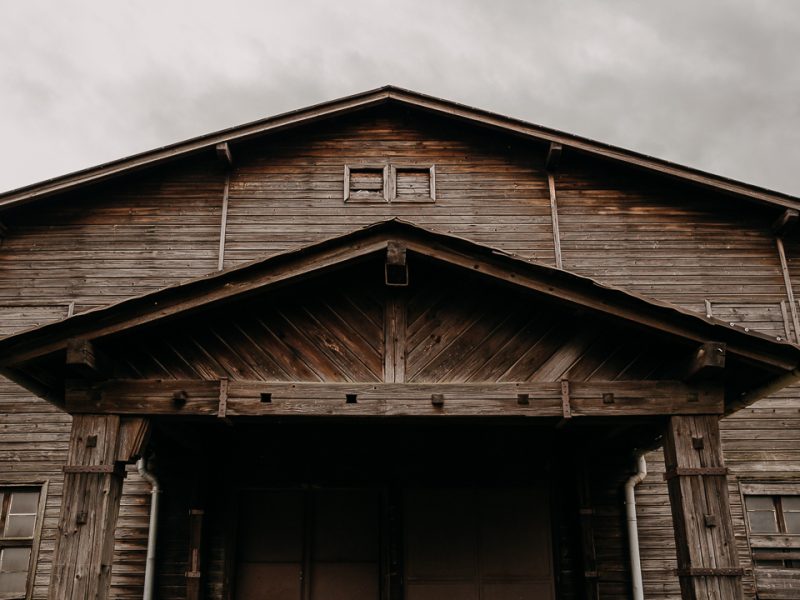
1;219;799;410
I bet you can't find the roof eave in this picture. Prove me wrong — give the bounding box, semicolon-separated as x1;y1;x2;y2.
1;85;798;212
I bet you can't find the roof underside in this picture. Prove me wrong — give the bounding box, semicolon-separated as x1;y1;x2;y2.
1;85;798;212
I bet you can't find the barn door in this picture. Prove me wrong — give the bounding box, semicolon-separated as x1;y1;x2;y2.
403;488;555;600
234;488;383;600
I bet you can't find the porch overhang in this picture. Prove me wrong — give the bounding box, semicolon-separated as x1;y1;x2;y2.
1;219;799;417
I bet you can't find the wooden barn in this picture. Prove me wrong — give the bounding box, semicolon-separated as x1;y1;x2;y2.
0;86;799;600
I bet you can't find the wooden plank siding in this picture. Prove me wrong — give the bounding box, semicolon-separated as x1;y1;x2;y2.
222;106;556;267
0;104;799;599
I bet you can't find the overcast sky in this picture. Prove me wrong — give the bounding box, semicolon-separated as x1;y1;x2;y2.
2;1;799;196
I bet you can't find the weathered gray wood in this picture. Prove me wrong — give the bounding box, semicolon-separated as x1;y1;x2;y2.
546;142;563;172
663;415;744;600
776;237;800;342
217;175;230;270
49;415;124;600
772;208;799;236
215;142;233;167
681;343;726;382
548;173;564;269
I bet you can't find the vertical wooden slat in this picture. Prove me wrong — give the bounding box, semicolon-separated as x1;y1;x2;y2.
776;237;800;342
49;414;124;600
576;461;599;600
185;508;205;600
383;293;406;383
663;414;744;600
217;175;230;271
548;173;564;269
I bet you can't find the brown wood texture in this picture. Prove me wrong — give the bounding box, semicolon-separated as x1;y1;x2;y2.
663;415;744;600
48;415;124;600
1;102;800;600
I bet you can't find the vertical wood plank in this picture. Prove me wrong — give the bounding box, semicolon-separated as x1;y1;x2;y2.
776;238;800;342
576;461;600;600
217;175;230;271
548;173;564;269
663;415;744;600
383;292;406;383
49;414;124;600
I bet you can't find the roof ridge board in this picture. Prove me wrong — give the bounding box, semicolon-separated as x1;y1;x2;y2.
1;85;798;211
1;219;798;373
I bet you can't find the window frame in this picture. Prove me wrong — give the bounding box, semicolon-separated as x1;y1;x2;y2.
389;164;436;204
343;164;390;203
343;163;436;204
0;482;48;600
740;481;800;570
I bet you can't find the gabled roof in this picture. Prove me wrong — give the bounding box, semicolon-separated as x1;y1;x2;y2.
1;85;798;211
1;219;799;410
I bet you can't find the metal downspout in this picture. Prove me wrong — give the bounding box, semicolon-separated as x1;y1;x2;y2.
137;457;160;600
625;452;647;600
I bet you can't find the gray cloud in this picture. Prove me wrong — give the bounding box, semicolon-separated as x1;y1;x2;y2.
2;0;799;195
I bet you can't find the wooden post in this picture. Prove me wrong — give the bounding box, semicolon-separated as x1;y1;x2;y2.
663;415;744;600
576;462;599;600
49;415;125;600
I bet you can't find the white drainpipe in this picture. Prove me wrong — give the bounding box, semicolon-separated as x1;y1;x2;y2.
625;452;647;600
137;457;160;600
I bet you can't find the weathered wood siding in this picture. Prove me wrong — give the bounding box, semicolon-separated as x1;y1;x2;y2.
223;106;556;266
0;104;798;599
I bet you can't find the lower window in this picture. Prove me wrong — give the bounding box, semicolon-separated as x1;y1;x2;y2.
0;486;44;600
742;482;800;569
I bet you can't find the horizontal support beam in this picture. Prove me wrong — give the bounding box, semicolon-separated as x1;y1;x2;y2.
65;380;723;417
215;142;233;167
66;338;110;379
773;208;799;236
681;342;726;382
545;142;563;171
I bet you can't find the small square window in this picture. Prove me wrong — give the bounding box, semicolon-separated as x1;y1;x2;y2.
344;166;389;203
391;165;435;203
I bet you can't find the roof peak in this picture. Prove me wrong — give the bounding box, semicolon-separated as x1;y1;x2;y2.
2;85;798;212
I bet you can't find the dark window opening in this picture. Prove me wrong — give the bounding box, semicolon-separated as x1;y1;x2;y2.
0;486;42;599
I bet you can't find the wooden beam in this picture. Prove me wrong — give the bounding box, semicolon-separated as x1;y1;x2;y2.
776;237;800;343
383;293;406;382
64;380;724;417
385;241;408;286
66;339;109;379
680;342;726;382
772;208;799;236
217;175;230;271
545;142;563;172
215;142;233;167
548;173;564;269
49;415;124;600
115;417;150;462
663;415;744;599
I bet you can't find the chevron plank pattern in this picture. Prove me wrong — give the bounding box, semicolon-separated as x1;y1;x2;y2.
107;260;682;384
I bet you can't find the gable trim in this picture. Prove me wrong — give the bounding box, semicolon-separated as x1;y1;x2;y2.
1;86;797;212
0;220;798;376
